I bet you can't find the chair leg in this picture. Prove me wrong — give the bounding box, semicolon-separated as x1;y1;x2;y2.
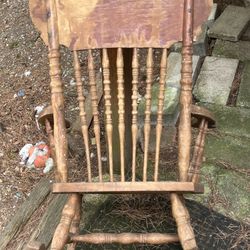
170;193;197;250
51;194;80;250
67;194;82;250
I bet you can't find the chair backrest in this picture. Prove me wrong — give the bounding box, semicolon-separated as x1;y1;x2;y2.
29;0;212;183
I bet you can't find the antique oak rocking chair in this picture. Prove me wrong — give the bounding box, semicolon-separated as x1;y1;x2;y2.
29;0;215;249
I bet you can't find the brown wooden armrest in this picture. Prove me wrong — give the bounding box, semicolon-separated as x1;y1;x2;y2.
191;104;216;128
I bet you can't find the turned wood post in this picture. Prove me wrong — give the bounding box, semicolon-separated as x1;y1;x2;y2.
170;193;197;250
46;0;68;182
178;0;194;182
107;49;132;176
51;194;79;250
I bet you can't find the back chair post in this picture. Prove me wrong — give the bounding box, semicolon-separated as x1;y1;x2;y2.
46;0;68;182
179;0;194;182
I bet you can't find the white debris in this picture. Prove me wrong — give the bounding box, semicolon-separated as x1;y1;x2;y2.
24;70;31;77
91;138;96;145
19;143;33;164
137;94;142;104
101;156;107;162
43;158;54;173
90;152;95;158
34;105;45;116
34;105;45;129
69;79;76;86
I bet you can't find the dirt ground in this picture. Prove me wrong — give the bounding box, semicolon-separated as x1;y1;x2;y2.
0;0;249;247
0;0;50;231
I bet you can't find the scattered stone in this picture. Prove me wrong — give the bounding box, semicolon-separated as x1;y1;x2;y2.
242;23;250;41
194;56;239;105
17;89;25;97
213;39;250;61
237;61;250;108
208;5;250;41
203;104;250;139
139;52;201;123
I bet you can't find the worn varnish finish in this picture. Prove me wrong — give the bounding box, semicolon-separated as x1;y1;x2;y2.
71;233;179;244
88;50;103;182
178;0;194;182
53;182;204;194
30;0;212;49
28;0;215;250
154;48;167;181
46;0;68;182
131;48;139;182
117;48;126;182
73;51;92;182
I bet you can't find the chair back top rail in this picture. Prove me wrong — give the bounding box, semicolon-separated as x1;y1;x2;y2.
29;0;212;50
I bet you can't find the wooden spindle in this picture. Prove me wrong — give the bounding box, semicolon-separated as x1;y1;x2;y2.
117;48;125;182
143;48;153;182
154;48;167;182
192;120;208;184
46;0;68;182
73;51;92;182
102;49;114;182
88;50;102;182
178;0;194;182
131;48;139;182
188;119;205;181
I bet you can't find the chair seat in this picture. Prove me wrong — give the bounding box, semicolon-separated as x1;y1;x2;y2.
53;181;204;194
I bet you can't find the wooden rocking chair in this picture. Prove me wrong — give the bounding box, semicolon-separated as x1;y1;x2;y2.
29;0;215;249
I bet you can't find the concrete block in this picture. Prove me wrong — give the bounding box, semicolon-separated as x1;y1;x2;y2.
237;61;250;108
213;39;250;61
205;133;250;170
194;56;239;105
188;163;250;221
244;0;250;7
207;3;218;28
242;22;250;41
202;103;250;139
208;5;250;41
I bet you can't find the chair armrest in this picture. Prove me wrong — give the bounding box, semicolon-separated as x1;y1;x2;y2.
191;104;216;128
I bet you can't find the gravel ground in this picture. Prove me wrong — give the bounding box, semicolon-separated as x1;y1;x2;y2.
0;0;51;232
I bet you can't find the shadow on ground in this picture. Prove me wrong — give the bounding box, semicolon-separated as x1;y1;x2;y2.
76;195;248;250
